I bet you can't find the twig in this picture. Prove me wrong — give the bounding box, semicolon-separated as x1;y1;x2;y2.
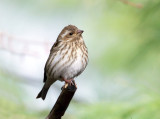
0;32;52;58
120;0;143;8
46;81;77;119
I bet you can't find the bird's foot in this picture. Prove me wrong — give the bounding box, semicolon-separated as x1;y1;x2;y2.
62;79;77;88
63;78;74;85
64;83;68;88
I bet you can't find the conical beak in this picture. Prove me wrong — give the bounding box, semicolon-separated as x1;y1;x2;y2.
77;29;84;34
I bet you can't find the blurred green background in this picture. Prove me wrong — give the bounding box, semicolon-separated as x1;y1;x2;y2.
0;0;160;119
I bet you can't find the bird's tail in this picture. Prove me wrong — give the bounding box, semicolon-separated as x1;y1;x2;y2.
36;85;49;100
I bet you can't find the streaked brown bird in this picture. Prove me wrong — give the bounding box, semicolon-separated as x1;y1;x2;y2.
36;25;88;100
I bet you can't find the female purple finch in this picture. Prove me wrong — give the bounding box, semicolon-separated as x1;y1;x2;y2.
37;25;88;100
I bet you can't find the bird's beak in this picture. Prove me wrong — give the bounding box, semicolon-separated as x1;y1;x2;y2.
77;29;84;35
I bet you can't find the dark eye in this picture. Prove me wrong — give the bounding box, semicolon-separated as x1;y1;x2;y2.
69;33;73;35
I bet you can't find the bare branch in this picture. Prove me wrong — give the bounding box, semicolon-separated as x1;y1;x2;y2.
0;32;52;58
46;81;77;119
120;0;143;8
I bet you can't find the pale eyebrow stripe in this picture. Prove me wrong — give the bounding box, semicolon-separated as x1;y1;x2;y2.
61;30;69;38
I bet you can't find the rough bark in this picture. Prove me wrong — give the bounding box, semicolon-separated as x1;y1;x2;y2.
46;81;77;119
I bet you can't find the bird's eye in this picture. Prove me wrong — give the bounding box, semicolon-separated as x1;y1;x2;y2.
69;33;73;35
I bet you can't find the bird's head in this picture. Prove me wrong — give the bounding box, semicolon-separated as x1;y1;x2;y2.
58;25;84;42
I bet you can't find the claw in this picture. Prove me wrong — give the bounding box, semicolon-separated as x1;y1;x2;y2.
64;83;68;88
74;83;77;88
62;78;76;88
70;80;74;85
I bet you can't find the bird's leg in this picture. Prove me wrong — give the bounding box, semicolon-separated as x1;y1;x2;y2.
63;78;74;85
66;79;77;88
62;78;77;89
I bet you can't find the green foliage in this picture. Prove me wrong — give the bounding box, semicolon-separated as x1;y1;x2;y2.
75;100;160;119
1;0;160;119
0;97;41;119
0;71;43;119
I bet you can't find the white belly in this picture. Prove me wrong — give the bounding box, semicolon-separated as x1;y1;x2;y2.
47;45;88;80
61;48;87;79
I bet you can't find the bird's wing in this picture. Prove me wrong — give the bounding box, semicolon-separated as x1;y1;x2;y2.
43;40;60;83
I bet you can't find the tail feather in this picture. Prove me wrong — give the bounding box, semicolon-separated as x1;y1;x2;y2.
36;85;49;100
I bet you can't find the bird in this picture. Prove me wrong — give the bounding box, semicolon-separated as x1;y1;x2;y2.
36;25;88;100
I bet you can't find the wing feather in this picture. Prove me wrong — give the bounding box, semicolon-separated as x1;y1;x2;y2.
43;40;60;83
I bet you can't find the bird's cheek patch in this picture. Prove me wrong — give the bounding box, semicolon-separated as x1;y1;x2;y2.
66;38;73;41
